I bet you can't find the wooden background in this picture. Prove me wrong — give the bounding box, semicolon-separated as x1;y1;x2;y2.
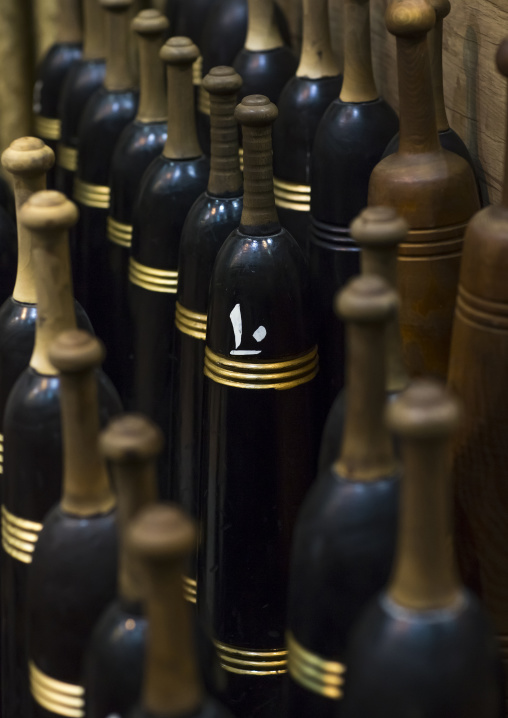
1;0;507;203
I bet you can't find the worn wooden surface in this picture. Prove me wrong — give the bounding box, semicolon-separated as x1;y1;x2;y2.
370;0;507;205
282;0;507;205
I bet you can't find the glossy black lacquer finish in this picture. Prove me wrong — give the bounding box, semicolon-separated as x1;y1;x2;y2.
273;75;342;254
107;121;167;404
74;86;138;337
1;369;120;718
0;210;17;305
55;58;106;197
200;226;317;718
0;174;15;219
33;42;82;187
341;592;503;718
287;467;399;718
173;193;242;565
233;48;297;106
130;154;209;496
84;599;146;718
84;597;227;717
172;0;217;40
309;98;398;419
28;507;117;716
197;0;291;153
0;298;91;448
130;697;232;718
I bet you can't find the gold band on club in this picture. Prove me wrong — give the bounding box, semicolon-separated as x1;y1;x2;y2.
2;505;42;565
287;632;346;700
0;432;3;475
57;144;78;172
193;55;203;86
175;302;207;341
129;257;178;294
74;178;110;210
204;346;318;390
214;640;288;676
239;147;244;172
29;661;85;718
198;85;210;116
183;575;197;604
273;178;311;213
34;114;61;141
107;216;133;249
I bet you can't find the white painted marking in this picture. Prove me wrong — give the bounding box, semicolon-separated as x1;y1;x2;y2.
231;350;262;355
253;326;266;342
230;304;242;348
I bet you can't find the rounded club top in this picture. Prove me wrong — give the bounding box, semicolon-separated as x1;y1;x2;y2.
132;8;169;35
351;206;409;248
19;190;79;231
49;329;105;373
2;137;54;175
429;0;451;21
234;94;278;126
160;36;200;65
336;274;398;323
385;0;436;37
386;379;461;439
100;413;164;462
128;504;196;562
202;65;243;96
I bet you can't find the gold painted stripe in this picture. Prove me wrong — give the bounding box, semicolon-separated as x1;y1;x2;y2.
2;505;42;564
198;85;210;116
214;639;287;676
193;55;203;86
34;114;61;141
57;143;78;172
2;505;43;533
204;346;318;390
183;575;197;604
287;631;345;700
273;177;311;212
107;216;133;248
175;302;207;340
74;178;110;210
29;661;84;718
129;257;178;294
239;147;244;172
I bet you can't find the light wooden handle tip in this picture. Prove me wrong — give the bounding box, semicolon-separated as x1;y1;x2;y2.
100;413;164;462
132;8;169;35
234;94;278;126
49;329;105;373
160;36;200;66
336;274;398;323
202;65;242;95
19;190;78;231
2;137;54;175
385;0;436;37
351;207;409;247
386;379;461;438
128;504;196;562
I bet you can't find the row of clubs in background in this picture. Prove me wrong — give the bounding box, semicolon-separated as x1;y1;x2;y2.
1;186;504;718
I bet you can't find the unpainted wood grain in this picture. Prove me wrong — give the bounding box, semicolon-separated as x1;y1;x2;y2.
371;0;508;205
